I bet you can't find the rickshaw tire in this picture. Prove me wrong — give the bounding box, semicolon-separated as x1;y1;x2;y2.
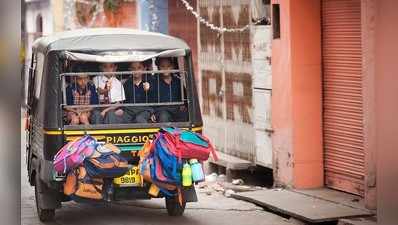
165;195;186;216
34;173;56;222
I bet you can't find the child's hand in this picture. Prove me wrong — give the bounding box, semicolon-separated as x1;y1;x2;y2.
100;110;107;118
143;82;150;91
115;109;124;116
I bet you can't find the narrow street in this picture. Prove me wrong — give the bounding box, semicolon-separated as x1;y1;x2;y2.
19;0;398;224
20;114;291;225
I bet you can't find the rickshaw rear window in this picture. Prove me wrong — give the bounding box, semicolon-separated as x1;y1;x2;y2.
60;53;190;127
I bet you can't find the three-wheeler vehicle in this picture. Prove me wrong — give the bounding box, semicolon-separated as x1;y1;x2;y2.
25;28;203;222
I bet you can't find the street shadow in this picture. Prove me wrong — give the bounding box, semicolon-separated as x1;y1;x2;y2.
50;201;203;225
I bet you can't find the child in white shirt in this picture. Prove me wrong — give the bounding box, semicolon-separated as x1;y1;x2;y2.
92;63;126;124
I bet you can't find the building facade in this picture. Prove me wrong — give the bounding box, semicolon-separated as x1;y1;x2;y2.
168;0;274;170
168;0;198;78
169;0;397;215
62;0;138;30
23;0;54;105
271;0;398;212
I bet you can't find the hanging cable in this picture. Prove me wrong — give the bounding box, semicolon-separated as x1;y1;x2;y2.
179;0;264;33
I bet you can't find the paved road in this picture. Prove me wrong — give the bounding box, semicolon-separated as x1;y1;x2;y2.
20;116;291;225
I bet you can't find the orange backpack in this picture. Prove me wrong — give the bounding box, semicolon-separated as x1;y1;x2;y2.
64;166;104;200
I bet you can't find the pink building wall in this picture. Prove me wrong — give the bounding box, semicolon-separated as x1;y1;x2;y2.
271;0;323;188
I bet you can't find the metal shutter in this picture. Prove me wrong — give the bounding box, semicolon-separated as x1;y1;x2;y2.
322;0;364;196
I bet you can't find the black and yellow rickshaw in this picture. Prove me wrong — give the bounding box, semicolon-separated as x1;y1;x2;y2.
25;28;203;221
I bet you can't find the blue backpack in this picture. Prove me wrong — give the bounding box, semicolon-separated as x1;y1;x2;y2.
84;152;131;178
141;133;183;196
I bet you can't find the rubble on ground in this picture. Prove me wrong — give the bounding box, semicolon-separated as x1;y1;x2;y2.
232;179;244;185
224;189;235;197
197;173;266;197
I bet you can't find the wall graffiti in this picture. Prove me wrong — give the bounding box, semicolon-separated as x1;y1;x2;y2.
201;70;252;124
201;70;223;118
199;5;221;53
223;4;251;62
199;1;253;124
225;72;252;123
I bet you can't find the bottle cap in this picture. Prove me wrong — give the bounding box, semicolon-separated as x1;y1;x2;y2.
189;158;198;164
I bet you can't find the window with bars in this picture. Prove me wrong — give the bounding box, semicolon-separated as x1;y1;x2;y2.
60;56;189;126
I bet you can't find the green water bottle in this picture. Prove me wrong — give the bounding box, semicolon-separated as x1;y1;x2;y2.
182;162;193;187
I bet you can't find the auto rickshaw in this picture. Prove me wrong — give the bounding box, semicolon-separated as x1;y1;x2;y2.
25;28;203;222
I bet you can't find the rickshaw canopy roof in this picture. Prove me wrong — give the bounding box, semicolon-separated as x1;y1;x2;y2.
33;28;190;54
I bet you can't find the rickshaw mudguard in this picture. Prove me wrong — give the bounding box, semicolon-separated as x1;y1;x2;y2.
36;159;62;209
182;185;198;202
28;157;38;186
39;159;56;185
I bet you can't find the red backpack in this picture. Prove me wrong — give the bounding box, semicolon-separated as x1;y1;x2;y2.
159;128;218;161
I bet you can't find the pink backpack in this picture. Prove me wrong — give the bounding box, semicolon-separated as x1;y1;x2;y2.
53;135;97;174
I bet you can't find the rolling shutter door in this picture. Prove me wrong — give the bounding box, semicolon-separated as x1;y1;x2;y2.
322;0;364;196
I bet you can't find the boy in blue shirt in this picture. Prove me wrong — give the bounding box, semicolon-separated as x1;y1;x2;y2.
122;61;154;123
151;57;187;122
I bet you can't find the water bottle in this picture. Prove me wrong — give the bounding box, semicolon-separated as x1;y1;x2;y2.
182;162;192;187
190;159;205;182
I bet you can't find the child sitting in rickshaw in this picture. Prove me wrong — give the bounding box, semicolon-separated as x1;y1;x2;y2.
122;61;155;123
65;74;99;125
92;63;126;124
151;57;188;122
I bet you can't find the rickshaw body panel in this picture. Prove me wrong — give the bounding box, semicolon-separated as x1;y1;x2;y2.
26;28;203;203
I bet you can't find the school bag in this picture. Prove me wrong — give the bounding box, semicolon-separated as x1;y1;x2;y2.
152;136;183;184
139;141;178;190
139;138;181;196
140;156;177;192
84;151;130;178
53;135;97;173
138;128;217;197
64;166;104;201
90;143;121;158
160;127;218;161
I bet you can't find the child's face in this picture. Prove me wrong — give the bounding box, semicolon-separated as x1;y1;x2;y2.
158;58;174;78
76;76;88;88
101;63;117;78
129;62;145;79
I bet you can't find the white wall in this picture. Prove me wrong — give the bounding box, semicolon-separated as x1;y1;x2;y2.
24;0;53;104
26;0;53;34
25;0;53;57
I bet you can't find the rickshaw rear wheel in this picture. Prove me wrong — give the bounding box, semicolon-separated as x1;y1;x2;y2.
165;195;186;216
34;173;55;222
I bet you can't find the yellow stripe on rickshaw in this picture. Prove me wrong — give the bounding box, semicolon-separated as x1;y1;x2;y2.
44;127;203;135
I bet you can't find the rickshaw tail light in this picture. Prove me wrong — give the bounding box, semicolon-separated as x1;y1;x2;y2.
25;117;30;131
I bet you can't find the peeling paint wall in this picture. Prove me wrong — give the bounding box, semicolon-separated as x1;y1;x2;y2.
168;0;198;79
198;0;272;166
63;0;138;30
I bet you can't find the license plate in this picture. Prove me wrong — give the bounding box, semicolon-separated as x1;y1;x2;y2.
113;166;142;187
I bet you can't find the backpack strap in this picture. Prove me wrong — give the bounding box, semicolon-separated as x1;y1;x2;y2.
200;135;218;161
153;181;176;197
73;168;80;194
162;128;183;162
174;132;182;162
177;188;183;206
